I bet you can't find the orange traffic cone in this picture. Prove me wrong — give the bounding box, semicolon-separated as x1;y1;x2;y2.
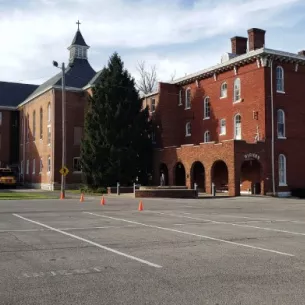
80;193;84;202
60;192;65;200
138;201;143;211
101;196;105;205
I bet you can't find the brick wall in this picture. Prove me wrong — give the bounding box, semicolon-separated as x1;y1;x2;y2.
0;110;12;166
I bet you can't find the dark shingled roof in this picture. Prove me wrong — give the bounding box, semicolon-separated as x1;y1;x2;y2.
26;58;96;102
86;69;103;87
71;30;89;47
0;81;38;108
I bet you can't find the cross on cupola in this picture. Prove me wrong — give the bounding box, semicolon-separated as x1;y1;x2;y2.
67;20;90;62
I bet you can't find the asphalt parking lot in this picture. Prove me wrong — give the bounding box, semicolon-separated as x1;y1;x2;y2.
1;195;305;305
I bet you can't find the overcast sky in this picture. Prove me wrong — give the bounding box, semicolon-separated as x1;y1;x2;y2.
1;0;305;85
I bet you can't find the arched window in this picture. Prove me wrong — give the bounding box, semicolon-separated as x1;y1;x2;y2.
204;130;210;142
47;103;51;122
204;97;210;119
278;154;287;186
234;114;242;140
233;78;241;102
178;89;183;105
276;66;284;92
277;109;285;138
33;110;36;140
185;122;191;136
26;114;30;142
40;108;43;139
185;88;191;109
220;82;227;98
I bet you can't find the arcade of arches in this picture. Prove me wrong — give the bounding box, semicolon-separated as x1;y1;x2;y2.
157;157;264;196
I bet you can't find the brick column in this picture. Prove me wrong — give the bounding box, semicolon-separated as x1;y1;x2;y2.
205;165;212;195
228;165;240;196
168;165;174;186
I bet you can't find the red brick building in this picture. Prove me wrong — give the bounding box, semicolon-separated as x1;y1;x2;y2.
143;28;305;197
0;25;103;190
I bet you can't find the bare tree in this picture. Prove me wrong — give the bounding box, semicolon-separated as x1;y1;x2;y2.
136;61;157;95
170;70;176;81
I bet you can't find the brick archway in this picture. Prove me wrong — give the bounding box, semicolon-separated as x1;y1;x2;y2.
174;162;186;186
211;160;229;193
240;159;262;195
191;161;205;192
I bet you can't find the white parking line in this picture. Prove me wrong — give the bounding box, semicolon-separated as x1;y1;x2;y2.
161;211;305;235
0;225;136;233
147;211;305;237
13;214;162;269
85;212;294;257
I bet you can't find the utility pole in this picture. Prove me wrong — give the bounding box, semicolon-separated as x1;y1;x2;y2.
53;60;66;199
61;63;66;199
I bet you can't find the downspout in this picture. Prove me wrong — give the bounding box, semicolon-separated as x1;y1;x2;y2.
270;58;276;196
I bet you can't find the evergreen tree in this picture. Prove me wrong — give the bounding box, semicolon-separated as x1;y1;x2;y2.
80;52;152;188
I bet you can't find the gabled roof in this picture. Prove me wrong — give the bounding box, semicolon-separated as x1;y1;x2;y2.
70;30;89;47
172;47;305;85
0;81;38;108
25;58;96;104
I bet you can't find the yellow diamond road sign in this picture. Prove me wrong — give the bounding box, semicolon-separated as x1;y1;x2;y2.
59;166;69;176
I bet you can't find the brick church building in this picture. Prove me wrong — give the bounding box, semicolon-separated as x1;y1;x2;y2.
1;26;305;196
0;25;103;190
143;28;305;197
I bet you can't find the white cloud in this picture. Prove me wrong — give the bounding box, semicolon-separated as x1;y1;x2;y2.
0;0;303;84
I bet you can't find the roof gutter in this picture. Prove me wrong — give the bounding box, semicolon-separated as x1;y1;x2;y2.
0;106;17;110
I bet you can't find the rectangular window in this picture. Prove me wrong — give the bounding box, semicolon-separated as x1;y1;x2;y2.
179;90;183;105
26;160;29;175
74;127;83;145
151;131;156;143
73;157;81;172
47;126;51;145
40;108;43;139
47;156;51;172
32;159;35;174
220;119;226;135
40;158;43;173
0;112;2;125
151;98;156;112
20;161;24;175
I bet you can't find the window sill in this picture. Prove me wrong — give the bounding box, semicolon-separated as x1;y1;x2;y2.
219;133;226;136
277;91;285;94
73;171;82;174
47;171;51;175
185;134;191;137
185;107;191;110
233;99;243;104
220;96;227;99
278;136;286;139
178;103;183;106
279;183;287;187
203;117;210;120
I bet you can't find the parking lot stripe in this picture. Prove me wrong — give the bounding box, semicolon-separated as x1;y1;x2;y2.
85;212;295;257
13;214;162;269
147;211;305;237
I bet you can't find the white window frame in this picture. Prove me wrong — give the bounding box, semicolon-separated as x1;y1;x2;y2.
0;112;2;126
47;125;51;146
26;160;29;175
234;114;242;140
220;119;226;135
47;156;51;173
73;157;82;173
33;110;36;141
204;130;210;143
276;66;284;93
40;108;43;140
39;158;43;174
277;109;286;139
220;82;227;98
185;88;191;109
278;154;287;186
20;160;24;175
185;122;191;137
203;97;210;119
178;89;183;106
26;114;30;142
32;159;35;175
233;78;241;103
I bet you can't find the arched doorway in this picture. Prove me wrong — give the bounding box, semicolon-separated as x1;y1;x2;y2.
174;162;186;186
159;163;168;186
240;159;262;195
191;161;205;192
211;160;229;193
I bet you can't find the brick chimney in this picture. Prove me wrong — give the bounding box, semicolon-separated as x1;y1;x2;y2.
298;50;305;56
231;36;248;55
248;28;266;51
